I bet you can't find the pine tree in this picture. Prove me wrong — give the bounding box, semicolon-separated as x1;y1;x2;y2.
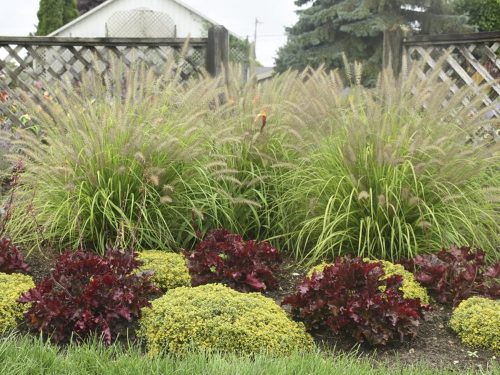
275;1;471;79
77;0;107;14
453;0;500;32
36;0;79;36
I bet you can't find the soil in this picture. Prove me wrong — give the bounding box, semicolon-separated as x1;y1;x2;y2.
17;252;500;372
25;247;59;284
264;259;498;372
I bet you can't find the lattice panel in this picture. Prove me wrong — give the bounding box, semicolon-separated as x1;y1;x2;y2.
0;38;206;128
229;47;249;65
106;9;176;38
404;40;500;119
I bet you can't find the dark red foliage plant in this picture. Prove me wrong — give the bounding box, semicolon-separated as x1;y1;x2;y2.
18;249;158;344
187;229;282;292
404;245;499;306
282;257;429;346
0;238;30;274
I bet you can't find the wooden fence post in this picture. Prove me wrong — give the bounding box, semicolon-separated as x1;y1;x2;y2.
206;25;229;78
383;27;403;75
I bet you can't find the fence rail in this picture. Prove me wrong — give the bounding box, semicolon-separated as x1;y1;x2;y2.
403;31;500;118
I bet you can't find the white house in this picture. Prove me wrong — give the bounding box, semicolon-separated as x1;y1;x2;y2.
49;0;232;38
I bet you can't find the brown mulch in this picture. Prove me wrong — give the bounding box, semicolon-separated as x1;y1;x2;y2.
18;251;499;371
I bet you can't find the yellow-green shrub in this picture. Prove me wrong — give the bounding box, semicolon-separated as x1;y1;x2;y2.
308;259;429;304
450;297;499;352
0;272;35;333
137;251;191;291
139;284;314;356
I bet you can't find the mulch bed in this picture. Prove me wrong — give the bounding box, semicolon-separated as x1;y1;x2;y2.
21;251;499;372
266;259;497;372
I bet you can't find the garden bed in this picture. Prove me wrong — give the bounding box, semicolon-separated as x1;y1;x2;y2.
17;251;499;373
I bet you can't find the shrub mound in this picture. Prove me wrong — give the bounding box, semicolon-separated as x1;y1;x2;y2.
187;229;282;292
139;283;314;356
308;259;429;304
0;272;34;332
450;296;499;352
137;251;191;291
0;238;30;274
285;257;428;346
406;246;499;306
19;250;158;344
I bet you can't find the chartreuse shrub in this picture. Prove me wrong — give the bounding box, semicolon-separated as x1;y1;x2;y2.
137;250;190;291
308;259;429;304
450;297;500;352
0;272;34;333
284;257;428;346
275;65;499;263
139;284;314;356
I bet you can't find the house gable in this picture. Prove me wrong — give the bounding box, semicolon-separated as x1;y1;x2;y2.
49;0;227;38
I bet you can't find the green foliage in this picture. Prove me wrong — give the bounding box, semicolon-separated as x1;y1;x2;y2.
36;0;79;36
3;63;230;254
3;335;498;375
450;297;500;352
139;284;314;356
275;0;471;78
0;272;34;333
308;259;429;304
137;251;191;291
184;67;310;242
3;60;498;263
274;65;499;263
453;0;500;31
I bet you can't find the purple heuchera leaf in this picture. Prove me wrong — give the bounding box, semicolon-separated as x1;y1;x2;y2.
0;238;30;274
283;257;428;346
406;245;499;306
187;229;282;292
18;249;158;344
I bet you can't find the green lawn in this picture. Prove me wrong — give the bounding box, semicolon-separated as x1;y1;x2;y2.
0;335;497;375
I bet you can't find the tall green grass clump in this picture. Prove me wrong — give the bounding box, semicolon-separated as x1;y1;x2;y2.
276;63;499;263
189;67;312;241
2;61;232;253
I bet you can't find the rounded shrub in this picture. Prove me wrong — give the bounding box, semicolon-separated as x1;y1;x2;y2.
450;296;499;352
139;284;314;356
137;251;190;291
308;259;429;304
0;272;34;333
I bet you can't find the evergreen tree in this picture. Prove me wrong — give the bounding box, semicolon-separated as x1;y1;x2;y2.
453;0;500;32
275;1;471;78
77;0;107;14
36;0;79;36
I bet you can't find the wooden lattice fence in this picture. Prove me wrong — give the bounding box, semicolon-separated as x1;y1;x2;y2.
0;36;208;127
0;26;241;128
403;31;500;119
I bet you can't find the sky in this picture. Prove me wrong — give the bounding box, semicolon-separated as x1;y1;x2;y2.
0;0;300;66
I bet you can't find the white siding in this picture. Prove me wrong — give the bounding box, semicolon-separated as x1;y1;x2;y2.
53;0;209;38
